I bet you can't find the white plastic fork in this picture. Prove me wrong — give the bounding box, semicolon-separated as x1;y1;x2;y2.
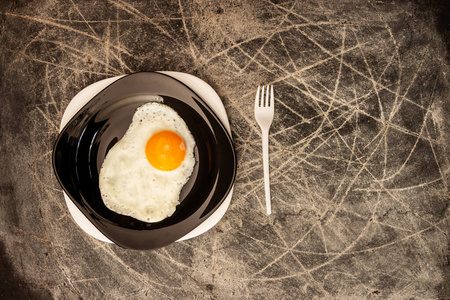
254;85;274;215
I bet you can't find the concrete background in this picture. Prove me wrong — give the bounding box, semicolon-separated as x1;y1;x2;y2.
1;0;449;299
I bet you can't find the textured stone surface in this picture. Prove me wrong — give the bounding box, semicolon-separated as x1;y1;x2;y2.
1;0;449;299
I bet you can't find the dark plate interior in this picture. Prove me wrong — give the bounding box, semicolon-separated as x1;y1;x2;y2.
52;72;237;250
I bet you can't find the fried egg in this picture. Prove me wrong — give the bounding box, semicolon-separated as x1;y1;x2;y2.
99;102;196;223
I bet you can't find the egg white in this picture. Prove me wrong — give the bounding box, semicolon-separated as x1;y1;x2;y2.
99;102;196;223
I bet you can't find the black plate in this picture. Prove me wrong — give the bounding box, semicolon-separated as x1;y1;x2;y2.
52;72;237;250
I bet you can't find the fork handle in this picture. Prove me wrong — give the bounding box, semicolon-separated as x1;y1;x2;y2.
262;130;271;215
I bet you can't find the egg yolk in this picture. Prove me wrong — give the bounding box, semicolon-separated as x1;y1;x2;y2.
145;131;186;171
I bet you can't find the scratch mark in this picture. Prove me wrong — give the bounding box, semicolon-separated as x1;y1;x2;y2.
2;12;132;56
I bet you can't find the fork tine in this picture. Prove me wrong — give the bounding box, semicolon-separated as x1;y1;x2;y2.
264;85;269;107
270;85;274;108
255;85;261;108
255;86;261;108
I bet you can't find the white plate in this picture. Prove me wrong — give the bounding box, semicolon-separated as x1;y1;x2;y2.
59;72;234;244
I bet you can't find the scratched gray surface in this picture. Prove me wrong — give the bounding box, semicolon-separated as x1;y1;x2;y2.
1;0;449;299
